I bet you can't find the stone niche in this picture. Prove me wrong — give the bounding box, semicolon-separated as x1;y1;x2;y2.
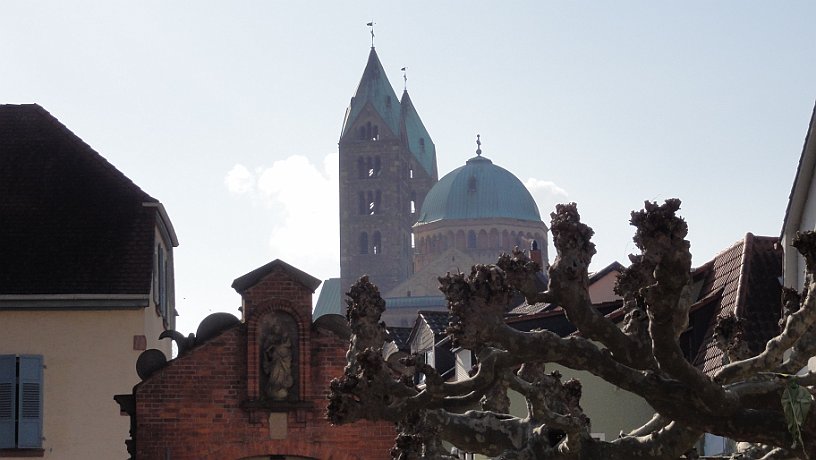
258;311;299;402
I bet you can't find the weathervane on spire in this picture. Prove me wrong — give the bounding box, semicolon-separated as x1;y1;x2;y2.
476;134;482;156
367;21;375;47
401;67;407;91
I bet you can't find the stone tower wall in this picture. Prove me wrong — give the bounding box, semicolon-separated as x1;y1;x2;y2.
339;131;435;295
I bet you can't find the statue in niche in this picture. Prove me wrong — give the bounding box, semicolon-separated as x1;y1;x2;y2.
261;319;294;400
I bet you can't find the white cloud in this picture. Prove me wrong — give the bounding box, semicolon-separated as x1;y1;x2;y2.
524;177;569;219
524;178;568;198
223;154;340;281
224;164;254;195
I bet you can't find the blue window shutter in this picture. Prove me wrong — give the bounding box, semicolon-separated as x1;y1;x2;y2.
0;355;15;448
17;355;42;448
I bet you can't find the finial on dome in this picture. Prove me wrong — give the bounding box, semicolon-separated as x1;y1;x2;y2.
476;134;482;156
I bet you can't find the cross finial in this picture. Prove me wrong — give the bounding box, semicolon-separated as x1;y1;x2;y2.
401;67;407;91
367;21;375;47
476;134;482;156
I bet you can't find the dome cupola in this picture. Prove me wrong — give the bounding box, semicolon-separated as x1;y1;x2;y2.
416;137;541;224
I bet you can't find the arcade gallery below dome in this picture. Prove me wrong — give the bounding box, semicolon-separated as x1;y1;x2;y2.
408;151;549;280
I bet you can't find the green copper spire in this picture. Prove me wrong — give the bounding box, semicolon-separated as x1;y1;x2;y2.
400;90;437;178
340;48;401;140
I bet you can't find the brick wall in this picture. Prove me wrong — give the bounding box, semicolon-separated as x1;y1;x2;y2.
134;265;395;460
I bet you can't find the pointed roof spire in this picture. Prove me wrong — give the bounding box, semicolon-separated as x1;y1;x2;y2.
340;47;401;139
400;90;437;179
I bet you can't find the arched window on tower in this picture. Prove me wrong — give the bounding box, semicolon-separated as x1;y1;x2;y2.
410;191;417;214
358;192;365;215
373;156;381;176
365;190;381;215
366;191;375;215
372;232;382;255
365;156;373;177
372;125;379;140
359;126;366;140
357;157;366;179
359;232;369;255
364;155;381;178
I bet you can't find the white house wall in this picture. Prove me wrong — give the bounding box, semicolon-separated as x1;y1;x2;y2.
0;309;156;459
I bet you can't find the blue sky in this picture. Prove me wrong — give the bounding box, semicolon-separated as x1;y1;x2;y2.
2;2;815;334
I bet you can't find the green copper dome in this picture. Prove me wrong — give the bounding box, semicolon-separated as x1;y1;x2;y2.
417;154;541;224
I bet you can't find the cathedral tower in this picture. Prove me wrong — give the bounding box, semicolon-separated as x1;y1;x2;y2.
339;47;438;295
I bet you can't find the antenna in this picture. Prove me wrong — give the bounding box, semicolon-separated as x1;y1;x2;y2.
366;21;375;47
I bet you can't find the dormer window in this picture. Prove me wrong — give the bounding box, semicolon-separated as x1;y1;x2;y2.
419;138;425;151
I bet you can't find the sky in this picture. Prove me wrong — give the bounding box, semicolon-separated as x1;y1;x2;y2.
2;2;815;335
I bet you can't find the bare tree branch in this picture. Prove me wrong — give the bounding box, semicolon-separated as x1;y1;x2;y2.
327;200;816;459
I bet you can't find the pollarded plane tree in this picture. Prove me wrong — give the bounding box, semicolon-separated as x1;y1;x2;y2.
328;199;816;459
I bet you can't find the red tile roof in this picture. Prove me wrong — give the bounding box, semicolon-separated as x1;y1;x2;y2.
691;234;782;375
0;104;161;296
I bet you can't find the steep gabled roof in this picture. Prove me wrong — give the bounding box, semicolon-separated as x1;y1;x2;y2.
231;259;321;294
340;47;402;139
691;234;782;375
407;310;450;353
0;104;164;296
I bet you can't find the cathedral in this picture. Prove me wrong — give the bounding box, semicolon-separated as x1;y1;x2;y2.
320;46;550;326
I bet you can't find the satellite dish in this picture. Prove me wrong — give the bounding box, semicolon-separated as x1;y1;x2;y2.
136;349;167;380
196;312;240;344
